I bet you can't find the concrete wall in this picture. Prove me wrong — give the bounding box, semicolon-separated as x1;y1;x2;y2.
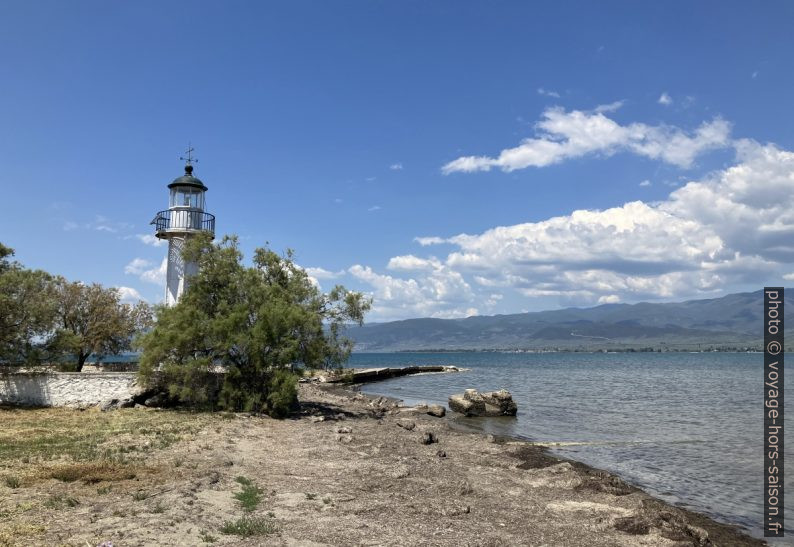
0;372;142;408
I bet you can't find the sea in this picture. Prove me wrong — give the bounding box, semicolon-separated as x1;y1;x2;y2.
348;351;791;543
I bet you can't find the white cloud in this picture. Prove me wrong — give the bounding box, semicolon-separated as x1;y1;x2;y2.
368;205;381;211
414;236;447;246
117;286;146;304
349;262;476;321
537;87;560;98
136;234;166;247
639;180;651;187
390;163;403;170
387;255;442;271
356;140;794;318
125;257;166;286
442;105;732;173
658;92;673;106
304;267;343;280
124;258;152;275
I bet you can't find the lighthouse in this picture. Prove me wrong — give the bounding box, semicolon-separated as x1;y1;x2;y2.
151;147;215;306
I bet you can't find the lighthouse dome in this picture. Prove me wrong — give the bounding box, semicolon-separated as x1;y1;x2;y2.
168;164;208;191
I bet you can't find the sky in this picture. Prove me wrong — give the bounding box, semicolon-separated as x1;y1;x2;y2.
1;1;794;322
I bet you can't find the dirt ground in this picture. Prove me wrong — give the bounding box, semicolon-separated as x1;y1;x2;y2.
0;383;764;546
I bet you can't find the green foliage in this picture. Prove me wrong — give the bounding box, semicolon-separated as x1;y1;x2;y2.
0;245;58;365
0;241;153;367
138;234;370;416
232;477;263;511
50;280;153;371
219;516;277;537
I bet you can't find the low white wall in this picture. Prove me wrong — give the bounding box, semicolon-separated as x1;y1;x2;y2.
0;372;142;408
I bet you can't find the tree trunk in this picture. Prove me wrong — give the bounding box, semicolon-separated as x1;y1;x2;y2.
75;353;88;372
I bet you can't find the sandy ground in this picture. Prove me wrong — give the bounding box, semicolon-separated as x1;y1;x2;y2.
0;383;765;546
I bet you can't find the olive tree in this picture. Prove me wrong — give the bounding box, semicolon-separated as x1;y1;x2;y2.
51;280;153;371
0;244;58;364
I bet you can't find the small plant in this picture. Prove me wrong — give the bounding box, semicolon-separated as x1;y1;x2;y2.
199;530;217;543
132;490;148;501
97;485;112;495
44;494;79;509
322;496;332;505
173;459;183;468
234;476;252;486
111;509;125;518
151;501;166;514
233;477;263;511
304;492;317;500
219;516;277;537
3;475;21;488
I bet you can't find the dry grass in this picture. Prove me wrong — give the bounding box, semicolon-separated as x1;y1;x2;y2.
44;462;140;484
0;406;216;545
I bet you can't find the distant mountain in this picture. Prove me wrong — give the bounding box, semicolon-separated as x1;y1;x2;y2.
346;289;789;351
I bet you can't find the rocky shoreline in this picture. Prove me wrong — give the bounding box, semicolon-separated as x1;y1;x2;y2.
309;382;764;546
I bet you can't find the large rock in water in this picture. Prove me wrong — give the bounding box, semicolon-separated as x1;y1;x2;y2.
448;389;517;417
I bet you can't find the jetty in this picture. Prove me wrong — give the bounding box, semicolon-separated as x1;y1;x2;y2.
325;365;460;383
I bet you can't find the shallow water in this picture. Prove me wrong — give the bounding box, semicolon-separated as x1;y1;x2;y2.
350;351;791;542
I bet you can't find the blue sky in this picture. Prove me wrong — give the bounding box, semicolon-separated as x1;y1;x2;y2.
2;1;794;321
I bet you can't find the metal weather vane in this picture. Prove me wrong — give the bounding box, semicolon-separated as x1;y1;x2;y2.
180;144;198;167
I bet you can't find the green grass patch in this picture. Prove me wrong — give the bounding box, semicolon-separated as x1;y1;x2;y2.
219;516;277;537
3;475;20;488
233;477;263;511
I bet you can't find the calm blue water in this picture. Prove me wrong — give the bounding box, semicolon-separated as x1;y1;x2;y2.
349;352;791;542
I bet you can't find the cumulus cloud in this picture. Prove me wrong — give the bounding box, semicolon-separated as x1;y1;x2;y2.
356;140;794;319
639;180;652;187
349;262;476;321
390;163;403;170
125;257;167;286
658;92;673;106
117;286;146;304
136;234;166;247
441;105;732;173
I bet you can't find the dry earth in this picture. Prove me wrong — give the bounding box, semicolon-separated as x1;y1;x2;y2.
0;383;764;546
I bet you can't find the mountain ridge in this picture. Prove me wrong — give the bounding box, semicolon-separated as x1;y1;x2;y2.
347;289;788;351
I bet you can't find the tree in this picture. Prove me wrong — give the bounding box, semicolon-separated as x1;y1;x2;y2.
137;234;371;416
0;244;58;364
51;280;153;371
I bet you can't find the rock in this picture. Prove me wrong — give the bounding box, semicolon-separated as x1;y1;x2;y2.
448;389;517;417
311;415;326;423
143;392;170;408
389;465;411;479
396;420;416;431
427;404;446;418
99;399;119;411
436;450;447;458
421;432;438;445
685;525;711;546
336;426;352;434
336;435;353;444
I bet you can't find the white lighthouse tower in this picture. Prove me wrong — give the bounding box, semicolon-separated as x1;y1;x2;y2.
151;147;215;306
